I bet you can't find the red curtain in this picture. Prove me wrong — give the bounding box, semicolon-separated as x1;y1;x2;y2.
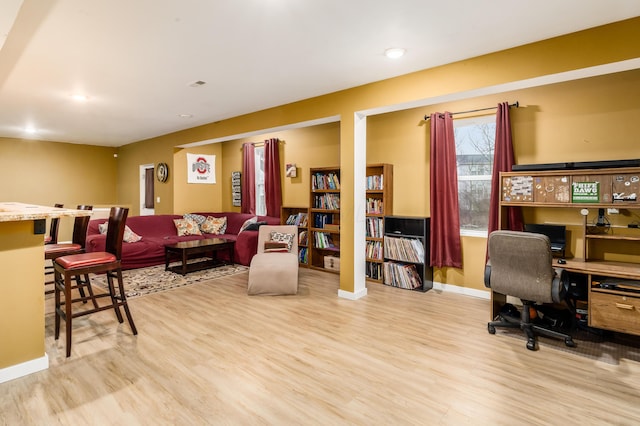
241;143;256;214
430;112;462;268
487;102;524;243
264;138;282;217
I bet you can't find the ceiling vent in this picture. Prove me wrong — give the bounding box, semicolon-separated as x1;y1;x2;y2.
188;80;207;87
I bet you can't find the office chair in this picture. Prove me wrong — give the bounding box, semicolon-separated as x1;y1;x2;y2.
484;230;576;351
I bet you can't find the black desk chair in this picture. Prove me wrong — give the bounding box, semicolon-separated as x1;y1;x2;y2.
485;230;576;351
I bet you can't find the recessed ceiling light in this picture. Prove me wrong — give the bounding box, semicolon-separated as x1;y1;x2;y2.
384;48;406;59
178;113;194;118
24;126;37;134
70;94;89;102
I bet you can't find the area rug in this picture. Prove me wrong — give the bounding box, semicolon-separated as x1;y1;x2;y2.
90;263;248;298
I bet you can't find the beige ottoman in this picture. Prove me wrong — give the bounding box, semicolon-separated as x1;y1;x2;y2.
247;252;299;295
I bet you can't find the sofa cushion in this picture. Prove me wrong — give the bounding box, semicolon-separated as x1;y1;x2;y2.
174;218;202;236
98;223;143;243
183;213;206;226
244;221;268;231
269;231;295;251
239;216;258;233
201;216;227;234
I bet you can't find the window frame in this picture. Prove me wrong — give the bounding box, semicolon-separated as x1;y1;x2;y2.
453;114;496;238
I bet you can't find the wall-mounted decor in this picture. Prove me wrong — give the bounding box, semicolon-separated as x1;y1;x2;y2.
286;163;297;178
232;171;241;207
187;153;216;184
156;162;169;182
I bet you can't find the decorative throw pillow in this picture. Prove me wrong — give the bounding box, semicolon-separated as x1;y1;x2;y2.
269;231;294;251
201;216;227;234
98;223;142;243
244;221;267;231
239;216;258;233
123;226;142;243
173;218;202;236
264;241;289;253
183;213;206;227
98;222;108;234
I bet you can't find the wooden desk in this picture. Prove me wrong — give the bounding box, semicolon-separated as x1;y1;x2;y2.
0;202;92;383
490;258;640;337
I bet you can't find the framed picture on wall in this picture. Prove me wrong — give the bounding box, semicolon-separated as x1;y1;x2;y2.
286;163;297;178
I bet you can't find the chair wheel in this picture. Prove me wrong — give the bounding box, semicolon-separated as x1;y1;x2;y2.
487;324;496;334
526;339;537;351
565;338;576;348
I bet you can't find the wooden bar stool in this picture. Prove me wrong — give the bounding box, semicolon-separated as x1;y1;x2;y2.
53;207;137;357
44;205;93;301
44;203;64;245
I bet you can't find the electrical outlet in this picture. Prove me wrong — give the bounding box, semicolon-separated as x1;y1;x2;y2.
157;197;160;203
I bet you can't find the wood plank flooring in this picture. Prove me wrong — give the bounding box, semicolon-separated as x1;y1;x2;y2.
2;268;640;425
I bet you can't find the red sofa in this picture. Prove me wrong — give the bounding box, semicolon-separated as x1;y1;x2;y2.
85;212;280;269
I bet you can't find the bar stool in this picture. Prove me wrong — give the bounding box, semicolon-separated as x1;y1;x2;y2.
44;204;64;245
44;205;93;299
53;207;138;357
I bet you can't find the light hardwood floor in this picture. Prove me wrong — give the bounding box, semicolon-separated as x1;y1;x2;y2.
2;268;640;425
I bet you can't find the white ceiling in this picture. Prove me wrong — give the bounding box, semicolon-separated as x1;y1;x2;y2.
1;1;639;147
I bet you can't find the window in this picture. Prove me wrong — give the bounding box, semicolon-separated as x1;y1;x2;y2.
254;146;266;216
454;115;496;234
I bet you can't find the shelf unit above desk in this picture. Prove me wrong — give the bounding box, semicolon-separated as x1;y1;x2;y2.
498;167;640;336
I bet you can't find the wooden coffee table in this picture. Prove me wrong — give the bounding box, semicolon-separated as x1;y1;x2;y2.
164;238;235;275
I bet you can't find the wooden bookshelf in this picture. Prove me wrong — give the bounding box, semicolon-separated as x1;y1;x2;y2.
281;206;310;267
383;216;432;292
365;163;393;282
309;167;341;273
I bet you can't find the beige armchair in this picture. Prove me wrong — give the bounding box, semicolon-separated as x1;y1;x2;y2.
248;225;299;295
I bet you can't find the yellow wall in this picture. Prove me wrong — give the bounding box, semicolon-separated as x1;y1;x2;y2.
217;123;341;212
0;138;118;241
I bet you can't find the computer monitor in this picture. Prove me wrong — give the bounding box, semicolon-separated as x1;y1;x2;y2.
524;224;566;257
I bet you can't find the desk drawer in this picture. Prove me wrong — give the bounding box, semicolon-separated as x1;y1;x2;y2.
589;292;640;336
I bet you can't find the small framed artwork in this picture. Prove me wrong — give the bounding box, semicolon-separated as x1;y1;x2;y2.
285;163;297;178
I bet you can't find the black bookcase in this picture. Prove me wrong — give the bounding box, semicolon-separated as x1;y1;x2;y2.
383;216;432;292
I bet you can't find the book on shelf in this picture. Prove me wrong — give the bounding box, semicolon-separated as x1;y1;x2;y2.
313;193;340;210
383;262;422;290
312;172;341;190
286;212;308;227
298;230;308;246
299;247;308;264
366;240;383;260
366;174;384;190
383;236;425;263
314;232;337;249
314;213;333;228
366;261;383;280
366;217;384;238
365;197;384;214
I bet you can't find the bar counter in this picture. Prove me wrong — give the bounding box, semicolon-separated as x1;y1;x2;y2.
0;202;93;383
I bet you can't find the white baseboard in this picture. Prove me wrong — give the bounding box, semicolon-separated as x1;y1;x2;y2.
338;287;368;300
431;281;491;300
0;354;49;384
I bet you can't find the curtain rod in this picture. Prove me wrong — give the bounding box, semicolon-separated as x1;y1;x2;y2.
423;101;519;121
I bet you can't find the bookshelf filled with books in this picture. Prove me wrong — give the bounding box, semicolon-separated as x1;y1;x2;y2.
383;216;432;292
281;206;310;266
309;167;341;273
365;163;393;282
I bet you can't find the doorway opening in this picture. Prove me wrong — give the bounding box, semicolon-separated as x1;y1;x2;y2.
140;164;155;216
